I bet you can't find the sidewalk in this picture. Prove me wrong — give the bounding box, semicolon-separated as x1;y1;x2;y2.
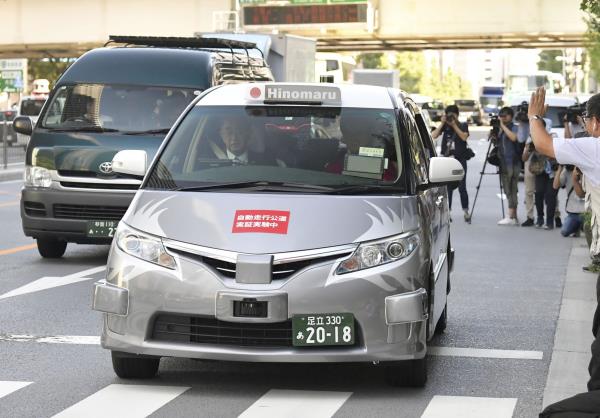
0;164;23;182
543;238;597;407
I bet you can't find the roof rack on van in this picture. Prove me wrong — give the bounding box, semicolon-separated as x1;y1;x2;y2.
106;35;266;67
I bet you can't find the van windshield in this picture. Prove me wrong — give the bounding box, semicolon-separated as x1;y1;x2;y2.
146;106;403;192
41;84;196;133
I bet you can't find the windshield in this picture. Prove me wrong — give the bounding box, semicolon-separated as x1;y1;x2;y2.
20;98;46;116
41;84;196;133
146;106;403;192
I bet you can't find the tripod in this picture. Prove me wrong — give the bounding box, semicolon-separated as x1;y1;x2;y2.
468;135;505;222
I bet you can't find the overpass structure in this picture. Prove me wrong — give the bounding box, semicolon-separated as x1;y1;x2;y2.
0;0;589;58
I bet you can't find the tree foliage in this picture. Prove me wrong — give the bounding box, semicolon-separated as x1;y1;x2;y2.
355;53;383;69
538;50;563;74
28;58;75;89
581;0;600;80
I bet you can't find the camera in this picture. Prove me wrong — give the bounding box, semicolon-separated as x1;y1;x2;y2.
515;101;529;123
489;114;500;136
562;102;586;124
446;114;456;123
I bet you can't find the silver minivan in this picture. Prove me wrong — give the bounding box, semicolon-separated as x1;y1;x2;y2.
92;83;463;387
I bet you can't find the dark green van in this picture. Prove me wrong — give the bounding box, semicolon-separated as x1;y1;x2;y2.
14;36;273;258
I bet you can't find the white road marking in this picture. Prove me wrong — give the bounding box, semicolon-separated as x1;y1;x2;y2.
0;265;105;300
429;346;543;360
238;389;352;418
53;384;190;418
421;395;517;418
496;193;507;200
0;179;23;184
0;381;32;399
0;334;100;345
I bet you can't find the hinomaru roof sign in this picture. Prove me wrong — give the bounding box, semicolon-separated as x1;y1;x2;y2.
196;83;396;109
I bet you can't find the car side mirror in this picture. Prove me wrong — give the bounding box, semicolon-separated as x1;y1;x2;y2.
428;157;464;185
13;116;33;136
112;150;147;178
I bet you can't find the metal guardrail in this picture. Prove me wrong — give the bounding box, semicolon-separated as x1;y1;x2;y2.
1;120;26;169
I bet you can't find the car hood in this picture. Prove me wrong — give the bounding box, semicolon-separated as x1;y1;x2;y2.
124;190;419;254
28;131;163;176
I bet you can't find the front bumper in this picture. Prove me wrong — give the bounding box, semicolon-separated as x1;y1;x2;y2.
21;187;135;244
94;243;430;363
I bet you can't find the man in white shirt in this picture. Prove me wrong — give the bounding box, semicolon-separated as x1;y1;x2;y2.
529;87;600;391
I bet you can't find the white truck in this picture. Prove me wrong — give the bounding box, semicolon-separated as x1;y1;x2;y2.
352;69;400;89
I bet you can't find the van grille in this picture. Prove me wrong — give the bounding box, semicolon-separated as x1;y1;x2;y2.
168;249;351;281
23;201;46;217
152;314;293;348
53;204;127;220
59;182;139;190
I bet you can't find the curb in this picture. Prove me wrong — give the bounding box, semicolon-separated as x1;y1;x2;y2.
543;238;596;407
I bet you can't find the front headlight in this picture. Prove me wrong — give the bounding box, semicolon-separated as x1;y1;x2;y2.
336;233;420;275
116;224;176;270
24;166;52;188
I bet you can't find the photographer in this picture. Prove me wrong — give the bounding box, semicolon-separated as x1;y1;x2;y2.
564;105;587;139
529;87;600;391
553;165;585;237
432;104;471;222
492;107;520;225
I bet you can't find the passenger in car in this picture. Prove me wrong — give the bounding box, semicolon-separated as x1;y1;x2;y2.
325;114;398;181
202;118;278;166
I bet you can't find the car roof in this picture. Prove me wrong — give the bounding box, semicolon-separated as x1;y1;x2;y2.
507;94;577;107
58;47;269;90
198;82;398;109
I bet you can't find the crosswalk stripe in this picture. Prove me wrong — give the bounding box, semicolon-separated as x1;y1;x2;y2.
421;396;517;418
0;381;32;399
238;389;352;418
428;346;543;360
0;265;105;300
52;384;190;418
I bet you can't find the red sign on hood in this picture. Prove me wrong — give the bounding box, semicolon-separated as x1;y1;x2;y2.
232;210;291;234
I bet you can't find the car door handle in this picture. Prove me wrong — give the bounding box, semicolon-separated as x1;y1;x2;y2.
435;195;444;208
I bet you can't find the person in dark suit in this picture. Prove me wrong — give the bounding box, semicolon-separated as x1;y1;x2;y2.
203;119;277;166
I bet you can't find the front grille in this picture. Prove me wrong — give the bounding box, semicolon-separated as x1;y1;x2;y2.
53;204;127;220
23;201;46;217
152;314;293;348
169;250;352;281
60;182;139;190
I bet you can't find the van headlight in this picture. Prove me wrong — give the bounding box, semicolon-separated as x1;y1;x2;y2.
24;166;52;188
116;224;176;270
336;233;420;275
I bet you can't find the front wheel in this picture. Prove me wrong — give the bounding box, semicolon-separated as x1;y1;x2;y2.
36;238;67;258
111;351;160;379
384;357;427;387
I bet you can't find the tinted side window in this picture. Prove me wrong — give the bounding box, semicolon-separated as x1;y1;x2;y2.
414;113;436;157
402;110;429;186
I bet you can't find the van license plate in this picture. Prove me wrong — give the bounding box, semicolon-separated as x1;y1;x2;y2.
86;220;118;238
292;313;354;347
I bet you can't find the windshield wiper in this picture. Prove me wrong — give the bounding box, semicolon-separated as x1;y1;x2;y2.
47;126;120;133
328;184;400;195
172;181;335;193
122;128;171;135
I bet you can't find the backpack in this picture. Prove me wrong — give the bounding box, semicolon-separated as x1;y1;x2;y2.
529;151;546;175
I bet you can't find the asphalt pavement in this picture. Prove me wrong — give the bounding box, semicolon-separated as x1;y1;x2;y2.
0;126;591;417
